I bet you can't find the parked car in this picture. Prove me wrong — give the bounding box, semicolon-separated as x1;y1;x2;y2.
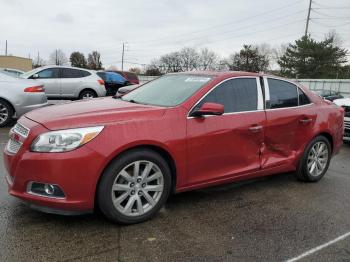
0;68;25;77
21;66;106;99
105;70;139;85
115;84;140;97
333;98;350;141
314;90;343;101
97;71;127;96
0;71;47;127
4;72;344;224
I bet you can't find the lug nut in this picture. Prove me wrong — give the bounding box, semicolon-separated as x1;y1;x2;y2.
142;183;146;188
137;178;141;183
138;191;142;196
131;190;135;195
130;183;135;187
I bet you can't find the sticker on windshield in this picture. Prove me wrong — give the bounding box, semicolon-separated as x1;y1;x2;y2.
185;77;211;83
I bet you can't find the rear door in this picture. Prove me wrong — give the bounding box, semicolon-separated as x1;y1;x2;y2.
186;77;266;186
262;77;315;169
31;68;60;98
60;68;89;98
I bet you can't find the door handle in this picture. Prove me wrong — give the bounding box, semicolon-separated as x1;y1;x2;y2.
249;125;263;133
299;118;312;124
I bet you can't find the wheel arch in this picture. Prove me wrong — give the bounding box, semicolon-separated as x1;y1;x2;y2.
0;96;16;115
315;131;334;153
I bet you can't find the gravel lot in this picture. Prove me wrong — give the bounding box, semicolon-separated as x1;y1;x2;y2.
0;126;349;262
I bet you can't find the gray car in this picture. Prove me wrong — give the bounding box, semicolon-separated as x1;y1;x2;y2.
0;72;48;127
21;66;106;99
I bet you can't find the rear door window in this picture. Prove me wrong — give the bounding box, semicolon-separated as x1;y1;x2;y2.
61;68;90;78
298;87;311;105
268;79;298;109
194;78;258;113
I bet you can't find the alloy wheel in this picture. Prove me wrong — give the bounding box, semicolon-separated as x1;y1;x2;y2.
307;141;329;177
0;103;9;125
111;160;164;217
83;93;94;99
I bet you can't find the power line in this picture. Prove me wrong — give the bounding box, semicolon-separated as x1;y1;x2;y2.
96;0;305;49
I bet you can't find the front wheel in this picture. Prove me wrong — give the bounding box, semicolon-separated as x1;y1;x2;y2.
0;99;14;127
97;149;172;224
295;136;331;182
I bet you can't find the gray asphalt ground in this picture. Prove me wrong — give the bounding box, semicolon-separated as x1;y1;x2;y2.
0;125;349;262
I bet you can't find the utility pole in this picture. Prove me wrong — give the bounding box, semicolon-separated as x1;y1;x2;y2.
55;49;58;65
5;40;7;56
121;42;125;71
304;0;312;37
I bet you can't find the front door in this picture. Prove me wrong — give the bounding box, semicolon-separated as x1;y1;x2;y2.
186;77;266;186
31;68;60;98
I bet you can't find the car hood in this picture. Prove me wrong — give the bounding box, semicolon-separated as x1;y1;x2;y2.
333;98;350;106
25;97;166;130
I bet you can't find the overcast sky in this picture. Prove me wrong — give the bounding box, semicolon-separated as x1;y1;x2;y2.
1;0;349;70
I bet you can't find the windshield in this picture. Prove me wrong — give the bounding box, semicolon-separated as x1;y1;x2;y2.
0;71;16;80
122;74;212;107
21;68;38;78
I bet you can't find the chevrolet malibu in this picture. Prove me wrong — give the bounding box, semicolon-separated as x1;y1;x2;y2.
4;71;344;224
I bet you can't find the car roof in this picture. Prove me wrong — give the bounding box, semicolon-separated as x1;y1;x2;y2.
170;71;262;78
35;65;93;72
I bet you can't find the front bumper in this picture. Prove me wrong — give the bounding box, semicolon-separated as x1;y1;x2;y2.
3;117;106;214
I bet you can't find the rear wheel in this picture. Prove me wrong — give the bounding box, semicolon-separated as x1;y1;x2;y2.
0;99;14;127
296;136;331;182
79;90;97;99
97;149;172;224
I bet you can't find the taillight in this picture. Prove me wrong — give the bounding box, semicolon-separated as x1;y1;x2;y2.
24;85;45;92
98;79;105;86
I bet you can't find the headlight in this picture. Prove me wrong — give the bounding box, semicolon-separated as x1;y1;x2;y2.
31;126;104;152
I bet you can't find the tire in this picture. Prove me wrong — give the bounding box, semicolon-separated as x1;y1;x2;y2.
0;99;14;127
295;136;331;182
97;149;172;224
79;90;97;99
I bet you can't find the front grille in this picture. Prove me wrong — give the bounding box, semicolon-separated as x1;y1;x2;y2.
343;106;350;118
13;122;30;137
6;139;22;154
345;120;350;130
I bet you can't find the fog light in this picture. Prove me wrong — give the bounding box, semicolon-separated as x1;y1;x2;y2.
27;182;65;198
44;184;55;195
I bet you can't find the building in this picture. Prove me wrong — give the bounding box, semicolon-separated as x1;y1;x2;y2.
0;55;32;72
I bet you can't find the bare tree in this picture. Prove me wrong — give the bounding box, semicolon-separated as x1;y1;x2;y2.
49;49;68;65
179;47;199;71
198;48;219;70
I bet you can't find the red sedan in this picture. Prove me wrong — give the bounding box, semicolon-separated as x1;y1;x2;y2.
3;71;344;224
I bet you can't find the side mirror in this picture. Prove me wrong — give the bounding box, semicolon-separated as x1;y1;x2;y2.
32;73;39;79
191;102;224;117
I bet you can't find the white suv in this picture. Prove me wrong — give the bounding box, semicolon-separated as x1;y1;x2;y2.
21;66;106;99
334;98;350;141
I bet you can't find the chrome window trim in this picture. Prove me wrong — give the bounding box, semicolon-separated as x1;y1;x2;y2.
263;76;313;111
187;76;263;119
